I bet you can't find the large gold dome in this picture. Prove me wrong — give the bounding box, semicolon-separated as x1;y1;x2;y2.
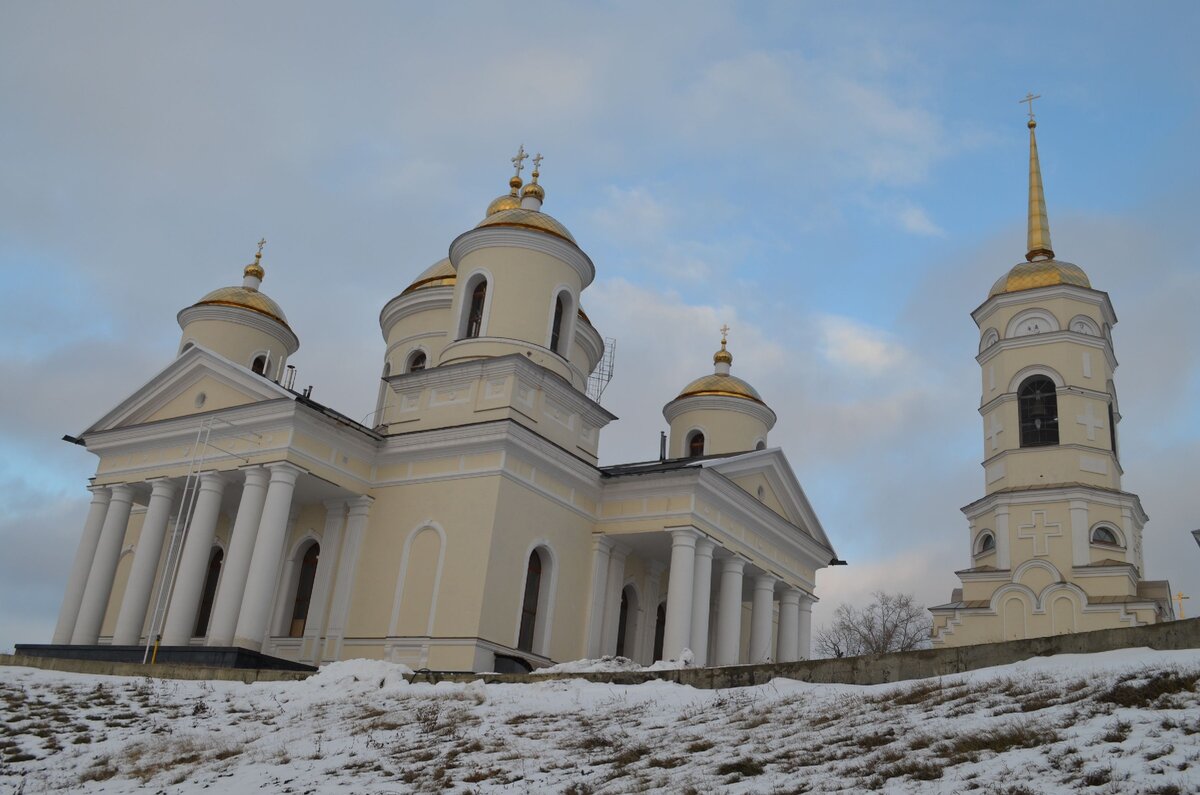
675;373;765;404
475;208;576;243
193;286;290;328
988;259;1091;298
401;258;456;295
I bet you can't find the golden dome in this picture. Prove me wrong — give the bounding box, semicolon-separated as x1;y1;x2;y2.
675;373;764;404
401;258;456;295
988;259;1091;298
193;285;290;327
243;260;264;281
475;208;576;243
486;193;522;216
521;181;545;201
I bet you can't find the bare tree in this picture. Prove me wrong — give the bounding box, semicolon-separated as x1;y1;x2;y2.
816;591;933;658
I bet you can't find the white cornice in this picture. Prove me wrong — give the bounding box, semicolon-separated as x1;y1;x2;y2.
449;226;596;288
177;304;300;354
962;483;1147;524
972;282;1117;328
976;329;1117;372
379;288;453;339
662;393;777;429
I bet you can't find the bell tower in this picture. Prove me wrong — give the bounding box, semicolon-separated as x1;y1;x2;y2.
931;103;1173;645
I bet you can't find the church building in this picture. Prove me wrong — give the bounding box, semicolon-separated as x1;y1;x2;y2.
39;149;837;672
930;111;1174;645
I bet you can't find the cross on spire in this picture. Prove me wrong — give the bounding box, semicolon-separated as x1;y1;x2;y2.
1019;92;1041;122
256;237;267;257
532;152;543;172
720;324;730;342
512;144;528;178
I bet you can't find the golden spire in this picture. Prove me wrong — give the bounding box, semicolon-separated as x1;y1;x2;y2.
1021;93;1055;262
522;152;545;202
243;237;266;285
713;323;733;367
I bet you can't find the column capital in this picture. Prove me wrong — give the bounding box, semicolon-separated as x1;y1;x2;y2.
779;587;802;607
694;536;716;557
591;534;614;553
265;461;305;484
86;484;112;499
108;483;136;503
239;465;271;487
753;572;778;591
667;526;701;547
797;592;816;611
347;494;374;516
322;497;349;513
720;555;747;574
197;470;228;489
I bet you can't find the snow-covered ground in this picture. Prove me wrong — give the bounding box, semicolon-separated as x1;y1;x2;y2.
2;648;1199;793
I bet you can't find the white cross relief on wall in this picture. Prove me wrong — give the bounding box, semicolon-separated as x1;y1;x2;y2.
1017;510;1063;557
987;414;1004;452
1076;402;1105;441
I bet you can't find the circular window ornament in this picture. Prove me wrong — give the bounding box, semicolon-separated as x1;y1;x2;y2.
194;392;207;409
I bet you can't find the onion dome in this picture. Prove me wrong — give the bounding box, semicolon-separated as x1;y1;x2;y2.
475;208;575;243
989;259;1090;297
674;331;764;404
401;257;457;295
191;248;290;328
486;175;524;216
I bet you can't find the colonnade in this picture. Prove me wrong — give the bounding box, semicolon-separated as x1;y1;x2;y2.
588;526;814;666
53;463;370;658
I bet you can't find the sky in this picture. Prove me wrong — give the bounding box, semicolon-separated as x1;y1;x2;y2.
1;1;1197;653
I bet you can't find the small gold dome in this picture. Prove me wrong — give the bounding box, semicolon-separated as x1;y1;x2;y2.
713;340;733;366
486;193;522;216
674;373;764;404
988;259;1091;298
401;258;456;295
193;285;289;327
243;260;264;280
475;207;576;243
521;181;545;201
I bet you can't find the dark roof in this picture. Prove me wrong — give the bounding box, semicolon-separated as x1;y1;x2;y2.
599;451;747;479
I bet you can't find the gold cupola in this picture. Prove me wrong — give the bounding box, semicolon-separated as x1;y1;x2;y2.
988;103;1091;299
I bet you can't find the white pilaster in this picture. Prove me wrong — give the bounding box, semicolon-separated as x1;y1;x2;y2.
661;527;698;662
71;484;135;645
1069;499;1090;567
301;499;347;664
112;479;178;645
749;572;777;663
585;535;613;658
161;472;226;645
321;495;373;661
600;543;629;656
797;594;814;660
206;466;271;647
232;463;303;651
776;587;801;663
53;486;110;644
689;537;716;666
714;556;745;666
995;505;1011;570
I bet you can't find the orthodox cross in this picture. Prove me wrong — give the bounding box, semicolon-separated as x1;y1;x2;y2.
256;237;267;256
532;152;543;172
1075;402;1105;442
1019;92;1041;122
720;323;730;339
512;145;528;178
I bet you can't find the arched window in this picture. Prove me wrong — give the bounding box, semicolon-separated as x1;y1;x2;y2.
466;280;487;339
1091;526;1121;546
251;354;269;375
688;432;705;457
407;351;427;372
1018;376;1059;447
550;294;566;354
289;542;320;638
652;602;666;662
976;532;996;555
518;550;544;652
755;440;767;451
192;547;224;637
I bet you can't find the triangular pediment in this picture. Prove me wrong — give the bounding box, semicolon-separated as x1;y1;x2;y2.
83;345;293;434
703;448;836;554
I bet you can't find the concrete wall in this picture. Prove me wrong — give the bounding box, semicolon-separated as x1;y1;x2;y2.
0;654;310;683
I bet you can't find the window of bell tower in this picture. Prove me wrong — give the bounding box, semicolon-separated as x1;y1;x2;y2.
687;431;705;457
550;295;566;354
1018;376;1059;447
466;280;487;339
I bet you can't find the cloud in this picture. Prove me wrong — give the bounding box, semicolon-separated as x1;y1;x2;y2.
817;315;913;377
896;202;946;237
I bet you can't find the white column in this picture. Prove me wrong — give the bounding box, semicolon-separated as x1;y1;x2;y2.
797;594;814;660
776;587;801;663
206;466;271;647
232;463;303;651
112;479;178;645
301;499;347;664
321;495;373;661
995;506;1011;569
661;527;698;662
714;556;745;665
161;472;227;645
53;486;111;644
600;544;629;656
585;536;613;658
689;537;715;666
71;484;135;645
749;572;777;663
1070;499;1090;567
